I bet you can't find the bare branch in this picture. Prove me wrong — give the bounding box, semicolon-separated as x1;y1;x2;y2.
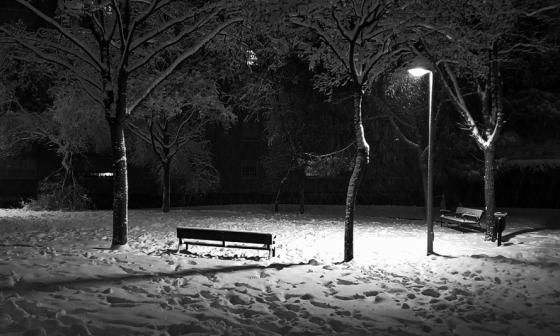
91;11;106;38
14;0;104;71
110;0;127;48
389;117;419;149
128;10;220;73
75;77;104;106
133;0;173;27
331;8;353;42
148;120;167;163
168;110;196;149
130;9;201;51
290;17;350;73
127;121;152;144
523;4;560;17
498;42;551;55
6;33;102;92
13;31;98;70
127;17;243;115
305;141;355;159
439;63;485;148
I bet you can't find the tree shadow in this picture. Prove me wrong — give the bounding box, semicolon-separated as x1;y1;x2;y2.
431;252;458;259
1;261;308;294
0;243;43;248
443;224;484;234
501;228;552;242
468;254;559;267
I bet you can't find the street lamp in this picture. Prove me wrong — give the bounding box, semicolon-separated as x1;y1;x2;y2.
408;66;434;256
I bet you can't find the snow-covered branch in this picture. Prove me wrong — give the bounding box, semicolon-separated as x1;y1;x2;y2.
128;10;220;73
290;17;350;73
14;0;104;72
127;17;243;115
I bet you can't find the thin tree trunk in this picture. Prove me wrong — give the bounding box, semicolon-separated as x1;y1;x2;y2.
298;166;305;214
161;127;171;213
483;145;496;241
162;160;171;213
344;91;369;262
274;168;291;213
110;121;129;249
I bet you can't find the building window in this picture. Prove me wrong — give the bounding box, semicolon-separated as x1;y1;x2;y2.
241;166;257;177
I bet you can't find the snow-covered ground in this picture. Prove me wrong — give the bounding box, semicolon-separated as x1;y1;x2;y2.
0;204;559;336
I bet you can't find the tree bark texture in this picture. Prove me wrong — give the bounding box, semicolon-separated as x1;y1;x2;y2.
344;91;370;262
110;122;129;248
298;166;305;214
483;145;496;241
109;43;130;249
274;169;291;213
161;128;171;213
162;161;171;213
483;44;502;241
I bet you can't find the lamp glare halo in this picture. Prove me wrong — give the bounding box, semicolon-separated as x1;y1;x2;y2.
408;68;431;77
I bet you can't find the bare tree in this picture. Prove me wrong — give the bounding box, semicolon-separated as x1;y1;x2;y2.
1;0;242;249
415;0;560;240
371;76;445;211
290;0;410;261
127;71;235;212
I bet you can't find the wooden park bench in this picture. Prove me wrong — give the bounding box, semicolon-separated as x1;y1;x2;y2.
440;207;509;245
439;207;485;229
176;227;276;258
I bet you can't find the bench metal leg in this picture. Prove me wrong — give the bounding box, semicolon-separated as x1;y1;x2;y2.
177;238;182;253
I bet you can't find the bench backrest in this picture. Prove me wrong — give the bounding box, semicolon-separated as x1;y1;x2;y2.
177;227;274;245
455;207;484;218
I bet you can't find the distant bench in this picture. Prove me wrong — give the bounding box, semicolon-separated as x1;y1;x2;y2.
440;207;508;246
440;207;485;229
176;227;276;258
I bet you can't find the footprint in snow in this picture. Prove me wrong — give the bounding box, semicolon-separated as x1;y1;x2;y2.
421;288;441;298
274;308;298;320
336;279;358;286
334;294;366;300
310;300;336;309
364;290;379;297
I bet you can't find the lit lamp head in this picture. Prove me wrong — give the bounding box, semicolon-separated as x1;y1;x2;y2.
408;67;431;77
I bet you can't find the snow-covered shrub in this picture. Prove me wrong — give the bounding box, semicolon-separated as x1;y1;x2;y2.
24;174;94;211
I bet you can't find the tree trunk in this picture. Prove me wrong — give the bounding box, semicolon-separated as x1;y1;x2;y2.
298;166;305;214
162;160;171;213
161;127;171;213
109;53;130;249
110;121;129;249
483;145;496;241
274;168;291;213
344;91;369;262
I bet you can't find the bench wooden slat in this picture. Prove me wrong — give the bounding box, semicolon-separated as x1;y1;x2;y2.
454;207;484;218
176;227;275;258
440;214;478;225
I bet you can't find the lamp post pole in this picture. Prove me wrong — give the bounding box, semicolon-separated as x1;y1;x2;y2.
426;71;434;255
408;67;434;255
